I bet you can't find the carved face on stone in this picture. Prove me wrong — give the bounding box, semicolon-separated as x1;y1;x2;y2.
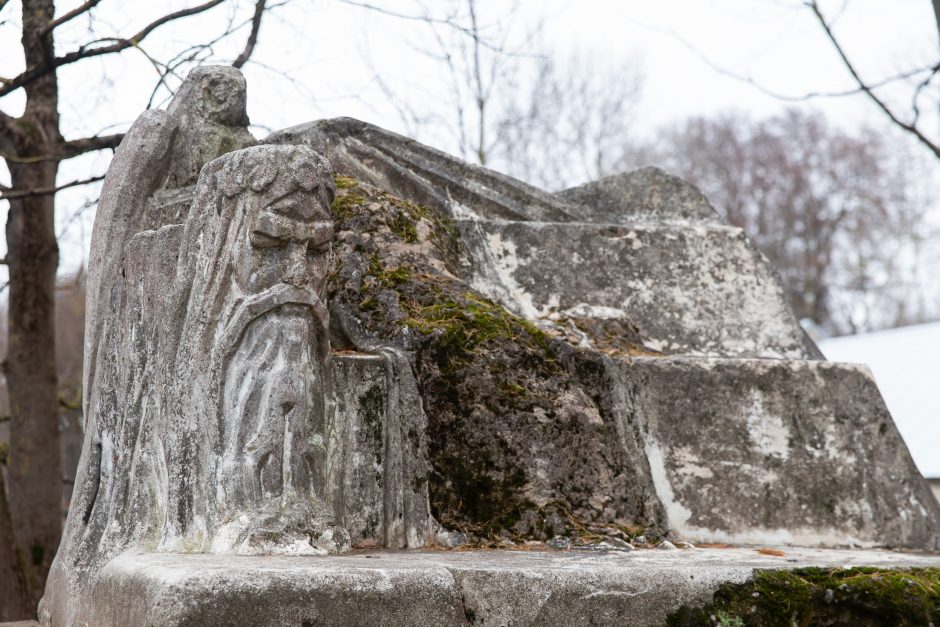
216;147;336;300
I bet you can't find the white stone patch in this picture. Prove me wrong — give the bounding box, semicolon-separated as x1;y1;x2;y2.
448;197;482;220
642;338;667;353
671;524;873;549
643;435;692;530
465;227;545;320
744;392;791;460
554;303;627;320
672;447;714;480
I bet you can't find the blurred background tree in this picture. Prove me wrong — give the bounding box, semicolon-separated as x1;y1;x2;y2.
639;109;933;336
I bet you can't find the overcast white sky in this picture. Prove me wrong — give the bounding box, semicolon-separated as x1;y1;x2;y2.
1;0;938;274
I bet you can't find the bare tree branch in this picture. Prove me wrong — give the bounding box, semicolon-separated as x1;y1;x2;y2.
0;0;227;99
62;132;124;158
0;150;58;164
0;174;105;200
233;0;266;68
0;132;123;164
911;65;940;126
806;0;940;160
39;0;102;39
338;0;538;57
658;21;939;104
933;0;940;52
0;0;10;15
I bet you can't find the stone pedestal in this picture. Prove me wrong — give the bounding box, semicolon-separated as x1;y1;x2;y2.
68;547;940;627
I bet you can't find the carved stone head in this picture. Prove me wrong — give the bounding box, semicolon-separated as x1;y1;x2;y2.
215;146;336;299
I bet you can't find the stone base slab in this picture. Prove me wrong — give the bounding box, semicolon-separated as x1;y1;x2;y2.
70;547;940;626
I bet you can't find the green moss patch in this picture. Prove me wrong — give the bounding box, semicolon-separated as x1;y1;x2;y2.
667;567;940;627
334;174;359;189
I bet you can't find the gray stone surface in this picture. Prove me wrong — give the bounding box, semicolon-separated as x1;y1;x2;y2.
331;352;436;549
622;356;940;550
459;219;816;358
43;69;431;626
556;167;720;223
272;117;821;361
268;117;587;222
69;547;940;626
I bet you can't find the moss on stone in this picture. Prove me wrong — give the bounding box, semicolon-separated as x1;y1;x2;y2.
326;174;663;546
386;211;419;243
666;567;940;627
401;291;552;362
331;192;366;221
334;174;359;189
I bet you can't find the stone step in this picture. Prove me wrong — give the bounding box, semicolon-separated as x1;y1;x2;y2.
459;219;819;359
74;547;940;626
621;355;940;550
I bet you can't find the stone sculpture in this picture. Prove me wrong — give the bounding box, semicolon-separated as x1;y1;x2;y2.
39;66;940;626
42;69;356;624
167;145;347;556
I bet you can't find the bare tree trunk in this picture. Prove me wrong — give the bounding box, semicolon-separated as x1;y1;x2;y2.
0;469;32;620
2;0;63;609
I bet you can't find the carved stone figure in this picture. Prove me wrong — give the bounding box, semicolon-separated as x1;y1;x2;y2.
164;145;347;555
41;69;353;626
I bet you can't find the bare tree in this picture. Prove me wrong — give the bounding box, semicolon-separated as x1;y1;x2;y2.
644;109;933;335
403;0;538;167
0;0;273;614
805;0;940;161
493;51;643;190
356;0;643;190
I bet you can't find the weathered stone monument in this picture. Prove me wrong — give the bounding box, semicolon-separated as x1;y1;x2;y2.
38;67;939;626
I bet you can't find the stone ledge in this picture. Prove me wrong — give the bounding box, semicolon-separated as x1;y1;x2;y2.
76;548;939;626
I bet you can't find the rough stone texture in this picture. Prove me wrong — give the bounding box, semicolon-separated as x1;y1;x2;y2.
268;117;586;222
458;219;816;359
331;354;387;545
331;352;436;549
623;357;940;550
41;69;940;625
324;177;665;544
271;118;822;363
556;167;720;223
43;69;435;626
65;548;940;627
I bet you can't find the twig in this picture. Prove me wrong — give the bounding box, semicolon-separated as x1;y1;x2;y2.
662;21;938;103
233;0;266;68
39;0;103;39
337;0;538;58
806;0;940;160
62;132;123;158
0;0;227;98
0;174;105;200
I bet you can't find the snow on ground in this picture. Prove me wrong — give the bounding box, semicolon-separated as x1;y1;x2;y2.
820;321;940;479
